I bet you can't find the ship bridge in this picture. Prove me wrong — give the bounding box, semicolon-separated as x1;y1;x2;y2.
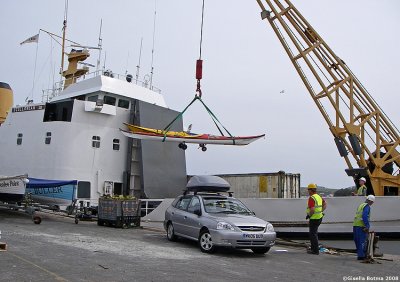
43;71;166;108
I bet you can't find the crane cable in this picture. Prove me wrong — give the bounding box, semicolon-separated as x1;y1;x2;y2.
195;0;205;97
161;0;234;143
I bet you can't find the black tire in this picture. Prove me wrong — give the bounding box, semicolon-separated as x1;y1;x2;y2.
75;218;79;224
199;230;216;253
167;222;176;241
182;144;188;150
97;219;103;226
33;216;42;225
201;146;207;152
251;247;270;254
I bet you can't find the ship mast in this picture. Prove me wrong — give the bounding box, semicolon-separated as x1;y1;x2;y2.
60;0;68;76
96;19;103;73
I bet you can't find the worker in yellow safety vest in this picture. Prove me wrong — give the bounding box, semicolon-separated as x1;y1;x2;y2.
306;183;327;255
357;177;367;196
353;194;375;260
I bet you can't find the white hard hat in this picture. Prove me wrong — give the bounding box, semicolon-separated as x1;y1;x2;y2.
359;177;366;182
366;195;375;202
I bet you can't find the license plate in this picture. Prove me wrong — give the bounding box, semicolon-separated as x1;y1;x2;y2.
243;233;263;239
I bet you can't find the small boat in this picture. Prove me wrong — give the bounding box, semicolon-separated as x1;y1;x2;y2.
0;175;27;202
120;123;265;148
25;178;77;207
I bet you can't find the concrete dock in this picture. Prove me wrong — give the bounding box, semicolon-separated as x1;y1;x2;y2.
0;208;399;282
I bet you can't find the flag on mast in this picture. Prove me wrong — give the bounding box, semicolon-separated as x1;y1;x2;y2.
20;33;39;45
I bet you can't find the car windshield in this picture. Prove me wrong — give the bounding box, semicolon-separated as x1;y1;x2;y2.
202;197;253;215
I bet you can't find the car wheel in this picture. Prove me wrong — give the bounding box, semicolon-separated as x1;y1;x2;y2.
167;222;176;241
199;230;216;253
251;247;270;254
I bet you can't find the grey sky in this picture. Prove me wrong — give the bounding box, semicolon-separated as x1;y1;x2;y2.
1;0;399;188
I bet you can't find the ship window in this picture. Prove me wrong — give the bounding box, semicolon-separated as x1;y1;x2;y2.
77;181;91;198
104;95;116;106
87;95;98;102
45;132;51;145
118;99;130;109
92;136;101;148
113;139;120;151
17;133;23;145
43;101;73;122
75;95;85;101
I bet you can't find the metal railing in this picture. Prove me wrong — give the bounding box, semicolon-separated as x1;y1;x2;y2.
140;199;163;217
41;70;162;103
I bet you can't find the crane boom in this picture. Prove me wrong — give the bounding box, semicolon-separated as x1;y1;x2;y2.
257;0;400;196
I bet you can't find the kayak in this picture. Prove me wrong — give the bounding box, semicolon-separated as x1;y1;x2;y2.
120;124;265;146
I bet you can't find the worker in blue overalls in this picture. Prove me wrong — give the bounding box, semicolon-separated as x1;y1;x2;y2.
353;195;375;260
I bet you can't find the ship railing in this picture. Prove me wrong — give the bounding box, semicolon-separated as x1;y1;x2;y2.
42;84;64;103
41;70;162;103
85;70;162;94
140;199;163;217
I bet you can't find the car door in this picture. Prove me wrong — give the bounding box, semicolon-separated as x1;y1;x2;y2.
184;196;202;240
172;195;192;236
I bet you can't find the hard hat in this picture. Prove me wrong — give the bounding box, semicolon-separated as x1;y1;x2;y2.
366;195;375;202
307;183;317;189
359;177;366;182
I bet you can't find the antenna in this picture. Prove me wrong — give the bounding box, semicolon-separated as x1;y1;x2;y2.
125;51;130;75
103;51;107;71
96;19;103;73
70;44;101;50
149;0;157;89
136;37;143;82
79;62;95;67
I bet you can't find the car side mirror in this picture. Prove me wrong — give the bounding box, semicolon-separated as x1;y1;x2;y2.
194;208;202;216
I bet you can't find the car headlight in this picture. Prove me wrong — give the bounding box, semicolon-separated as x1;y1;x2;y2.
266;223;274;232
216;222;234;231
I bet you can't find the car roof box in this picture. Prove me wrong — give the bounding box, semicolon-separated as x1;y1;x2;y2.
186;175;230;193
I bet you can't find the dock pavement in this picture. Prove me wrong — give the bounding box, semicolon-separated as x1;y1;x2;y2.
0;208;399;282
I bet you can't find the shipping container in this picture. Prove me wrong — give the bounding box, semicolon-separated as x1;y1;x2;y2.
213;171;300;198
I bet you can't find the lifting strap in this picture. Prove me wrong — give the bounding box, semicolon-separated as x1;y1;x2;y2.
162;95;234;143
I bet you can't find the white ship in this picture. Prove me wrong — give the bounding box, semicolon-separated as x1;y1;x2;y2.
0;29;187;207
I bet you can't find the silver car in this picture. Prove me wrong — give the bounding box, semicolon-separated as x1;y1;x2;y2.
164;192;276;254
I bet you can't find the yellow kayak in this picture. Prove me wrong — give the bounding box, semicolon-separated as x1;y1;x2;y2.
121;123;265;148
124;123;202;138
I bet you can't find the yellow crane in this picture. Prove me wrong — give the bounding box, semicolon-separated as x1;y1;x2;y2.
256;0;399;196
